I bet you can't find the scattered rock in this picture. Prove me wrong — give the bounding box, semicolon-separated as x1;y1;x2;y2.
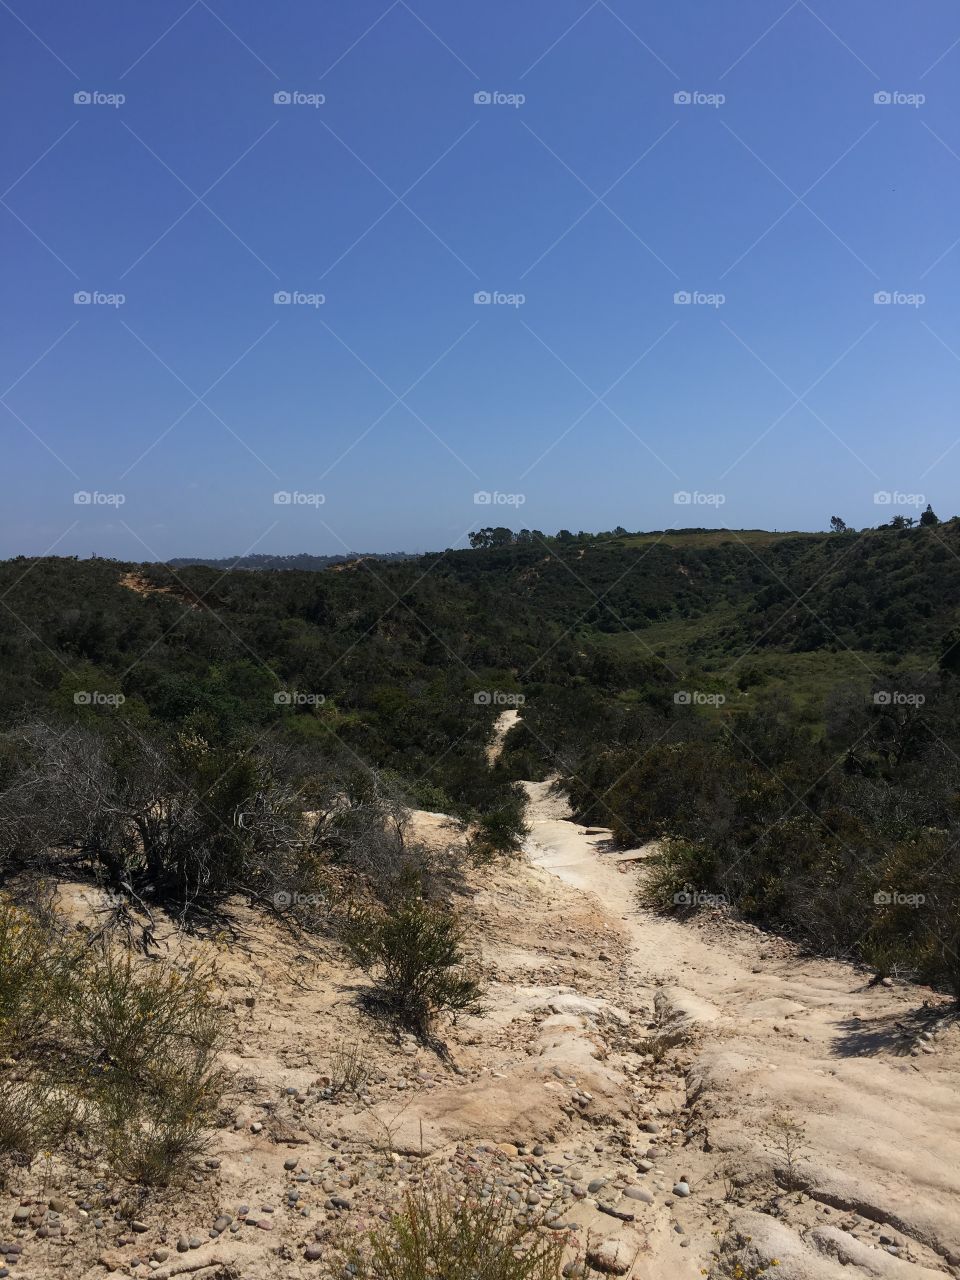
586;1239;632;1276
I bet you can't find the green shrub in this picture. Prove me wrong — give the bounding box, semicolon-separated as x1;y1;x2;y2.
341;1179;566;1280
342;890;485;1036
0;899;225;1185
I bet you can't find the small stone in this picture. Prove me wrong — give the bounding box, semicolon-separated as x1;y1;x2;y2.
152;1250;169;1263
330;1197;352;1211
640;1121;660;1134
587;1178;606;1194
586;1239;631;1275
305;1244;323;1261
284;1159;299;1171
132;1221;149;1233
176;1237;190;1253
672;1182;691;1198
623;1187;654;1204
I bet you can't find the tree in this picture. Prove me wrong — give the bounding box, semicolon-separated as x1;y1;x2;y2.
829;516;847;534
920;503;940;527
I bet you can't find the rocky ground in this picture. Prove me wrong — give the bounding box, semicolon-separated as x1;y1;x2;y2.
1;767;959;1279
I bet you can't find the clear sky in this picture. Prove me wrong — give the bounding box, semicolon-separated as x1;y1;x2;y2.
2;0;959;558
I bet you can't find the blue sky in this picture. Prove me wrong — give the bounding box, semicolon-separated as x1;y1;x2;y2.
2;0;959;558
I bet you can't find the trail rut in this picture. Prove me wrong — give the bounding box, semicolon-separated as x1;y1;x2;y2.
523;778;960;1278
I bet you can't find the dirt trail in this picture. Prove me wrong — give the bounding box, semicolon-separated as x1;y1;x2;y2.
523;778;960;1279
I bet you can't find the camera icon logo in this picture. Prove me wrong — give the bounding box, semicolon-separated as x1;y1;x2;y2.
74;91;92;105
273;491;292;504
473;291;492;305
674;690;692;704
874;291;891;305
873;890;892;904
273;890;292;907
673;290;691;304
74;291;92;304
73;491;92;504
674;91;692;105
873;690;892;705
474;91;492;105
474;690;492;705
874;91;892;105
274;91;292;105
73;691;92;705
274;290;292;304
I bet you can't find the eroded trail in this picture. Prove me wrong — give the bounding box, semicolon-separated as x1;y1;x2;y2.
523;778;960;1279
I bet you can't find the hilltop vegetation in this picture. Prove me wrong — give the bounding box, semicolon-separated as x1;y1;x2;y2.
1;517;960;992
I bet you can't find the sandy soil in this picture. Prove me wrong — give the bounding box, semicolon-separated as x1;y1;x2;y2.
524;778;960;1278
2;747;958;1279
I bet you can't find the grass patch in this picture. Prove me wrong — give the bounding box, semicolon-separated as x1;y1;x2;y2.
338;1178;566;1280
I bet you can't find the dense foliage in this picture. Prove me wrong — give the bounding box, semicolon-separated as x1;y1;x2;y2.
1;517;959;992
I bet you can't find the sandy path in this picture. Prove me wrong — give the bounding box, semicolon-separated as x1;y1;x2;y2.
523;779;960;1279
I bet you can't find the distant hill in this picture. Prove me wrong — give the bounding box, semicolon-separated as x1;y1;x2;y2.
168;551;416;572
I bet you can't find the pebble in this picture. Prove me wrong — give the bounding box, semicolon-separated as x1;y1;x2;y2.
587;1178;606;1194
672;1182;691;1198
623;1187;654;1203
586;1239;631;1276
305;1243;323;1261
